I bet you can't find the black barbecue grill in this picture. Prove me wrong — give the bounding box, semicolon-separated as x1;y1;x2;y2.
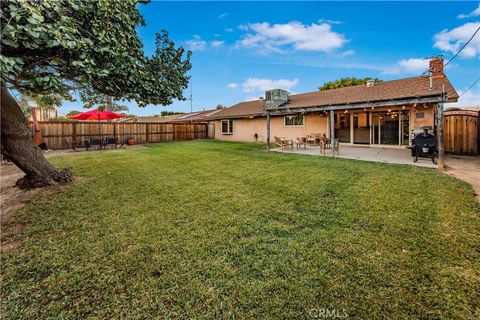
411;128;437;163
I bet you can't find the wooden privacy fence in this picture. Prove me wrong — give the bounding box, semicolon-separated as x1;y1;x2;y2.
30;121;209;150
444;111;479;156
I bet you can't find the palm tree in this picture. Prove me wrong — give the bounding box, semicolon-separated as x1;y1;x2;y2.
19;93;63;120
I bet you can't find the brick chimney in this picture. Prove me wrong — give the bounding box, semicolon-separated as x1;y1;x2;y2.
429;58;444;79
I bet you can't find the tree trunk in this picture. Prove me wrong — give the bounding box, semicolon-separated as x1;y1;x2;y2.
1;83;72;189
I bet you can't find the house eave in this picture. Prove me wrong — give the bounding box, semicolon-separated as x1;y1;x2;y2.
267;95;450;115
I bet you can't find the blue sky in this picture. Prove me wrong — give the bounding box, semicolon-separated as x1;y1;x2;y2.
61;1;480;116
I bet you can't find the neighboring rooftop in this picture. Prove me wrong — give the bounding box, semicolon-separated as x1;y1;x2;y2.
120;108;221;123
207;76;459;120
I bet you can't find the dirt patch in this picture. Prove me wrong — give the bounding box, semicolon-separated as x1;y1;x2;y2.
0;163;39;226
445;155;480;202
0;163;82;252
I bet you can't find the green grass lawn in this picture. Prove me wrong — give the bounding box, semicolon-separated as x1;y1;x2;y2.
2;141;479;319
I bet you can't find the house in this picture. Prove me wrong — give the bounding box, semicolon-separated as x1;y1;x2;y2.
206;58;459;147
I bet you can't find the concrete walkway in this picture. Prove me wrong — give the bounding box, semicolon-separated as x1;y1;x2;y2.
444;155;480;202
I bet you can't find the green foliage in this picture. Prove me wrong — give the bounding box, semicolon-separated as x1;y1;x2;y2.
319;77;383;91
159;110;184;116
444;107;462;112
19;93;63;109
1;141;479;318
65;110;81;117
46;117;72;122
1;0;191;107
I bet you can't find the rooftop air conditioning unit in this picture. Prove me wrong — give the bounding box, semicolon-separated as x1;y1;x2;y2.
265;89;289;108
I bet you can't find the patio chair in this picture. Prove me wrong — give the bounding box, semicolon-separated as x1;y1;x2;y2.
321;134;331;148
306;135;316;146
320;138;339;156
63;138;80;151
84;138;103;151
312;133;322;145
296;137;307;150
103;137;118;149
332;138;340;156
274;136;293;151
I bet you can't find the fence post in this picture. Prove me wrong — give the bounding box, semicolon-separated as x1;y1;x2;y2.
145;123;149;143
72;122;77;145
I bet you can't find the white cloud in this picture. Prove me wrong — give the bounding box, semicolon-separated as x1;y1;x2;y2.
383;58;429;75
218;12;228;19
245;96;262;102
227;83;238;89
454;84;480;109
186;35;207;51
336;50;355;58
398;58;430;73
211;40;224;47
236;21;348;53
225;28;234;32
241;77;299;92
457;5;480;19
434;22;480;58
318;18;342;25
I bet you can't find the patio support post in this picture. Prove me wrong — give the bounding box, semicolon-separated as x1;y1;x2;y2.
437;103;445;169
329;109;335;155
266;111;271;150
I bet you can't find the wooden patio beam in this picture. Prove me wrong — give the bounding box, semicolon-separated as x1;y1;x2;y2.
266;111;271;150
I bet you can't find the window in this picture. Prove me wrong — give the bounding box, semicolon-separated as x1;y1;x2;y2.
221;120;233;134
284;115;304;126
416;112;425;119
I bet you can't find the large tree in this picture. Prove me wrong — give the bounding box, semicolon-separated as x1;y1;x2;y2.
319;77;382;91
1;0;191;188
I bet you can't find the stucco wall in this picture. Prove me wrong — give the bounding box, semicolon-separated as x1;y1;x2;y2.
410;104;436;130
214;114;329;142
214;105;437;144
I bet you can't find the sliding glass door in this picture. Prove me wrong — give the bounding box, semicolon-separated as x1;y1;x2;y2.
353;112;370;144
371;110;409;145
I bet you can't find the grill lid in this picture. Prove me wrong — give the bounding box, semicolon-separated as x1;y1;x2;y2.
413;130;436;148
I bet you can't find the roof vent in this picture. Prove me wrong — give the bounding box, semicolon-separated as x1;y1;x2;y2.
265;89;288;108
366;79;375;87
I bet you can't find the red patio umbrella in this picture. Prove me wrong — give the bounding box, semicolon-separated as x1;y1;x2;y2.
68;109;125;121
68;109;125;146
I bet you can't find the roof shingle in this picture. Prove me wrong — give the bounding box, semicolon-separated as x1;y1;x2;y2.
207;76;458;120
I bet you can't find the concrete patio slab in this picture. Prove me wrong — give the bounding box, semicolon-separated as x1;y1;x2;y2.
272;145;438;168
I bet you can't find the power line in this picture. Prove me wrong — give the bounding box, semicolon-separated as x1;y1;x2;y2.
444;25;480;67
458;77;480;98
